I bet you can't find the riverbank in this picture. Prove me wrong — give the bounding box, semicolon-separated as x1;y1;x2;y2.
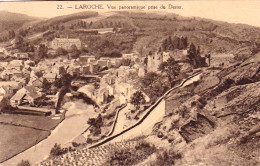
2;100;96;166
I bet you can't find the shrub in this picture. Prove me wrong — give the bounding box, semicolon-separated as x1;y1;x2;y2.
50;143;68;157
108;140;156;166
17;160;30;166
152;149;182;166
72;142;80;147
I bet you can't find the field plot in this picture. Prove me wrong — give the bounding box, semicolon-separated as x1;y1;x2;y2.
0;124;50;163
0;113;64;131
0;112;65;163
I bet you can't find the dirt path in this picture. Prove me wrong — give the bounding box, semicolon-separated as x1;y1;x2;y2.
2;101;96;166
109;100;165;143
113;104;131;135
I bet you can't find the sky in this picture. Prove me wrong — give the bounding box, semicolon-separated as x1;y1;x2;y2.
0;1;260;27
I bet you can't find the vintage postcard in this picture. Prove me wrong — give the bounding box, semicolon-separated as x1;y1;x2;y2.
0;1;260;166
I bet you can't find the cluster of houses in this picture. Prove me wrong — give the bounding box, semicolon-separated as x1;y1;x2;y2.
77;64;149;109
0;36;146;114
1;36;179;115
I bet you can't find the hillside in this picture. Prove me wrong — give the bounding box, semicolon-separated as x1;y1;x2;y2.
147;52;260;165
36;52;260;166
0;11;44;40
119;12;260;57
14;11;259;60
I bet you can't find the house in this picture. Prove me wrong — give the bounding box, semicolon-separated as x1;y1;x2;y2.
0;69;23;81
147;51;171;72
0;87;7;97
89;63;99;74
100;57;111;61
24;60;35;67
10;88;26;107
0;47;7;54
97;60;111;68
0;62;8;69
96;87;109;105
0;81;22;91
31;78;44;89
102;74;115;85
80;65;90;74
8;60;24;70
88;57;96;64
122;53;138;62
0;96;8;112
51;37;81;50
43;73;57;83
116;66;131;77
79;55;96;62
14;53;29;60
122;53;134;59
138;65;146;77
10;86;41;107
110;58;122;67
47;49;56;56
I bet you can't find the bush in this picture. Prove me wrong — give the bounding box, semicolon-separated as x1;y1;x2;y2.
108;140;156;166
72;142;80;147
50;143;68;157
152;149;182;166
17;160;31;166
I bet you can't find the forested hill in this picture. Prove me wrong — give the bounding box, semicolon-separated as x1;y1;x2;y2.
0;11;44;40
2;11;260;58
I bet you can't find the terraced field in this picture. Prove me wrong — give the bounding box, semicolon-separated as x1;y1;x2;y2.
38;141;136;166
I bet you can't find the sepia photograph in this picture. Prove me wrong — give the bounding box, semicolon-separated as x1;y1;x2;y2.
0;1;260;165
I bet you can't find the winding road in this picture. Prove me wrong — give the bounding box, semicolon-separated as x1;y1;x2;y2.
89;72;202;148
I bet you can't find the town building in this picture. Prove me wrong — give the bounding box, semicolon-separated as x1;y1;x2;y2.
79;55;96;62
147;51;171;72
110;58;122;67
0;96;8;112
51;37;81;50
97;60;111;68
13;52;29;60
10;86;41;107
43;73;58;83
122;53;134;59
8;60;24;70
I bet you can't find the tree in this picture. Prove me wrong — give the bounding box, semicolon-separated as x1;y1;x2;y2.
87;113;103;136
17;160;31;166
172;37;180;49
141;72;170;103
14;35;24;48
130;91;146;109
159;57;180;86
187;43;206;68
70;45;81;59
50;143;64;157
120;58;132;66
35;71;43;78
187;43;197;67
56;47;67;56
36;44;48;60
9;30;15;39
89;21;93;27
